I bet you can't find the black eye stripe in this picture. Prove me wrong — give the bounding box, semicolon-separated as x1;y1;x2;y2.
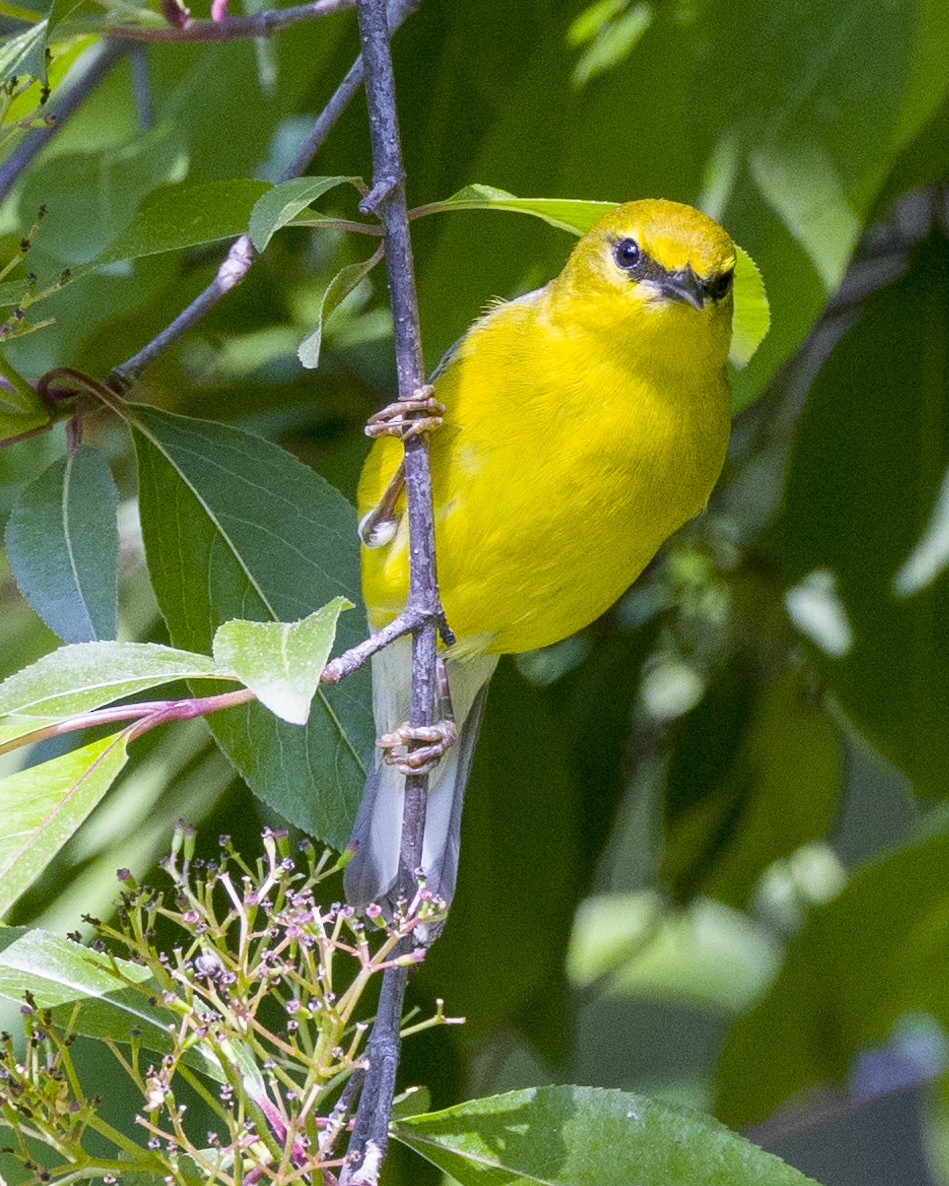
612;238;664;282
611;239;734;301
705;269;734;301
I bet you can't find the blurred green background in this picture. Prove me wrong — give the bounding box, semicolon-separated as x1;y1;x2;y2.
1;0;949;1182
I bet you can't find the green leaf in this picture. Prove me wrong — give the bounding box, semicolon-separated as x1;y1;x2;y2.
415;187;769;368
0;354;52;425
17;0;91;84
0;147;299;314
0;640;221;750
781;225;949;792
690;0;947;410
297;250;383;370
895;1;949;149
0;21;48;84
415;661;581;1057
730;246;770;368
98;178;270;267
716;833;949;1128
5;445;119;643
0;273;39;312
0;3;44;21
46;0;87;38
0;732;128;918
0;406;52;439
0;16;89;102
54;8;173;36
566;0;627;47
661;670;841;909
0;168;275;321
570;2;653;89
394;1085;823;1185
749;141;860;293
0;926;219;1073
128;405;373;849
568;891;781;1015
247;175;361;252
417;184;616;235
391;1085;433;1122
17;121;188;265
0;924;149;1006
500;623;659;1060
212;598;351;726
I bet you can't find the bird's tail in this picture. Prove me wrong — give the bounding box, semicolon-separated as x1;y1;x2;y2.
344;635;498;910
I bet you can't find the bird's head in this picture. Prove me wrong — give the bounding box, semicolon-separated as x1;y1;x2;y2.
553;199;736;361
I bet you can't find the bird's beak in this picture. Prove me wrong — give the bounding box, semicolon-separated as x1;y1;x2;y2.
657;264;706;310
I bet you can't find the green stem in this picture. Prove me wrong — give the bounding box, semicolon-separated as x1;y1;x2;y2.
79;1110;153;1160
293;216;383;235
56;1026;86;1102
52;1155;161;1185
207;1037;285;1164
399;1012;459;1038
0;351;47;415
175;1060;232;1125
0;684;253;758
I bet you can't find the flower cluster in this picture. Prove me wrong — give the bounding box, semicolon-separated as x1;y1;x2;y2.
0;825;454;1186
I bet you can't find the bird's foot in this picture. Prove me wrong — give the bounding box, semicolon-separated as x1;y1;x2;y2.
365;385;445;440
378;719;458;775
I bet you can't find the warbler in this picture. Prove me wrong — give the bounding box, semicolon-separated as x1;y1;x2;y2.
344;198;737;911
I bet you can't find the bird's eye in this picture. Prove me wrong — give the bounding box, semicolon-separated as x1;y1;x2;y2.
706;269;734;301
614;238;641;270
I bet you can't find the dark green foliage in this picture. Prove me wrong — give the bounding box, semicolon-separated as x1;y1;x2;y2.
0;2;947;1184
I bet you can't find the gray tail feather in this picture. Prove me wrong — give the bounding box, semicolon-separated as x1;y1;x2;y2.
419;680;490;906
343;640;497;910
343;751;400;908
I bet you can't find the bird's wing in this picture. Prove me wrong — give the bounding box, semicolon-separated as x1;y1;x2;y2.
359;288;545;544
429;287;544;383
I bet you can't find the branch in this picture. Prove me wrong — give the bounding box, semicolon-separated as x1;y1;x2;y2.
128;42;153;127
320;609;419;684
102;0;355;42
109;234;256;388
0;686;255;757
354;0;439;874
0;41;127;206
343;0;445;1181
108;0;420;391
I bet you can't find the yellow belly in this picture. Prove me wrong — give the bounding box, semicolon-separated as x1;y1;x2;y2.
359;294;731;657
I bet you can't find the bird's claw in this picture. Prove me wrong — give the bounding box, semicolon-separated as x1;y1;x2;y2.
378;719;458;775
365;386;445;441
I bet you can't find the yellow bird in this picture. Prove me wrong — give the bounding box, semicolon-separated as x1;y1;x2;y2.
344;198;737;910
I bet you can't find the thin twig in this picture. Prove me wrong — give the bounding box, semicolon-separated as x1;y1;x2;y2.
0;41;127;205
102;0;354;41
108;0;419;391
109;234;256;389
320;610;419;684
319;1068;365;1156
343;0;444;1180
0;687;255;757
128;42;153;128
281;50;367;183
